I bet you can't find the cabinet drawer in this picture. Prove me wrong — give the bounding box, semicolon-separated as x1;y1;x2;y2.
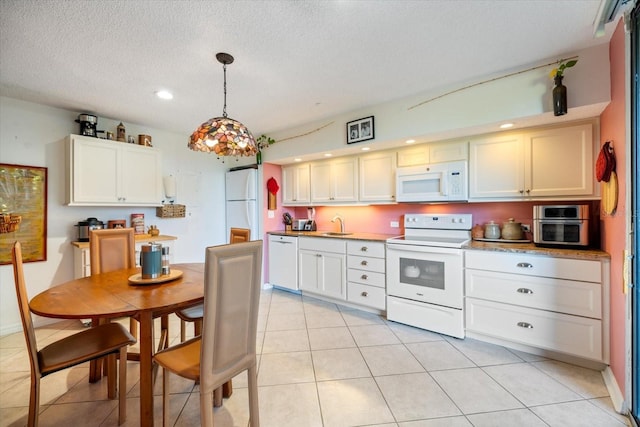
347;241;385;258
347;255;385;273
465;298;602;361
465;269;601;318
347;268;385;288
348;283;386;310
300;237;346;253
465;250;600;282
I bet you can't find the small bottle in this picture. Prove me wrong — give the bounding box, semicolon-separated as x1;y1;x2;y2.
161;246;170;275
116;122;126;142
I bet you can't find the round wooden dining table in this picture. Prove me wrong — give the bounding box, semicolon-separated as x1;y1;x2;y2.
30;263;205;427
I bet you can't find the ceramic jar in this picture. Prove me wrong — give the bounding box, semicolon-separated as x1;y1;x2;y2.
502;218;523;240
472;224;484;239
484;221;501;239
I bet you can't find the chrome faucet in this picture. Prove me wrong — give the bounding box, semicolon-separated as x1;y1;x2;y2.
331;215;345;233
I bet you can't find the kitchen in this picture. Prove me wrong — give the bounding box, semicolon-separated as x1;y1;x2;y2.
0;1;633;426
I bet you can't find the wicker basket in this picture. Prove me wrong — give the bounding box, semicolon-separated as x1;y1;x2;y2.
0;214;22;233
156;204;186;218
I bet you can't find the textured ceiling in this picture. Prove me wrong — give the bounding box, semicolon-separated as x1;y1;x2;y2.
0;0;614;137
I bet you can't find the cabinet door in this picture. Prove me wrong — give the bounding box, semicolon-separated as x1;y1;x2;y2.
331;157;358;202
318;252;346;300
526;124;594;197
71;137;120;203
397;145;429;167
469;134;525;199
359;152;396;202
429;140;468;163
283;164;310;205
299;250;320;292
310;162;333;203
121;145;163;205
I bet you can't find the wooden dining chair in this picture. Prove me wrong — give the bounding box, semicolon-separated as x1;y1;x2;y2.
176;227;252;342
154;240;263;427
11;241;136;426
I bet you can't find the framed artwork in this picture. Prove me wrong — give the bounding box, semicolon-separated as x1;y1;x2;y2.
0;164;48;264
346;116;375;144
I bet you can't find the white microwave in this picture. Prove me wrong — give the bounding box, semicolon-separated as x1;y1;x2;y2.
396;160;468;202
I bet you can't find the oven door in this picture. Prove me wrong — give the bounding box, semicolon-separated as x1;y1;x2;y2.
386;243;463;309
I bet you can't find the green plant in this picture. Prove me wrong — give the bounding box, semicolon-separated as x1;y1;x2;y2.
256;134;275;150
549;59;578;79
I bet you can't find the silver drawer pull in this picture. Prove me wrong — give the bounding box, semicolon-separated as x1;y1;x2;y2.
517;288;533;294
516;262;533;268
517;322;534;329
361;291;368;297
361;274;368;280
361;246;368;252
361;260;368;266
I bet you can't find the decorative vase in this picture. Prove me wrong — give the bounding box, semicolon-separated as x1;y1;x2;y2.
256;150;262;165
553;75;567;116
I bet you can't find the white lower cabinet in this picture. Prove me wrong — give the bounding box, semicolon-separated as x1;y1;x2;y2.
299;237;346;300
464;250;608;363
346;241;386;310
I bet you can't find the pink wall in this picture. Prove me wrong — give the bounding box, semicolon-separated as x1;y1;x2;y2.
600;20;627;393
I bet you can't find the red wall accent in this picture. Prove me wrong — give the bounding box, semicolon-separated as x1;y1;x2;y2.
600;20;627;393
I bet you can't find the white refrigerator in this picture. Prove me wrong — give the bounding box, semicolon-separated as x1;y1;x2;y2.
225;167;259;240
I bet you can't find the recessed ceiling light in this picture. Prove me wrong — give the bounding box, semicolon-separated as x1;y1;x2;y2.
155;90;173;100
406;139;416;144
361;147;370;151
324;153;332;157
500;123;514;129
294;158;302;162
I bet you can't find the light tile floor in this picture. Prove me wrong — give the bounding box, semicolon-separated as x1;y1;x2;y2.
0;287;631;427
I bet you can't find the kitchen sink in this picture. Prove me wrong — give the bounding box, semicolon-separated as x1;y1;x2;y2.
323;232;353;236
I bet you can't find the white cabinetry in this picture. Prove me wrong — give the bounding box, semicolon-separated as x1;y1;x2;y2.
465;250;608;363
268;234;299;291
299;237;346;300
359;152;396;202
469;123;595;200
397;140;468;167
282;163;311;205
346;241;386;310
310;157;358;203
66;135;163;206
71;235;177;279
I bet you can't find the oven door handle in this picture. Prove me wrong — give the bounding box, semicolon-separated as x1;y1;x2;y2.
386;243;460;254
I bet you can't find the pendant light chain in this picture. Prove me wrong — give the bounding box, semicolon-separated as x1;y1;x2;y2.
222;62;228;118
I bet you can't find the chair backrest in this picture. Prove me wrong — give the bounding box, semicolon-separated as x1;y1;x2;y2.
229;227;251;244
12;241;41;377
199;240;263;394
89;228;136;275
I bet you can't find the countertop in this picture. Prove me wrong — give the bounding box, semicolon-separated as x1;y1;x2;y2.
268;230;609;261
268;230;398;242
464;239;610;261
71;234;177;249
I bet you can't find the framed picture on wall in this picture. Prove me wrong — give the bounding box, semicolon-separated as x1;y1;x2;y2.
0;164;48;264
346;116;375;144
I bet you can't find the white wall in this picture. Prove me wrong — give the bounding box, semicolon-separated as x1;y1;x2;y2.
0;97;253;335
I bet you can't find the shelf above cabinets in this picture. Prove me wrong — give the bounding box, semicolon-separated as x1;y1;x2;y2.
66;135;163;206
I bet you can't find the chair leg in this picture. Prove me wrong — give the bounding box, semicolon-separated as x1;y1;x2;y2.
28;375;40;427
118;347;128;425
222;380;233;398
162;368;170;427
194;319;202;336
107;353;117;399
200;390;214;427
129;317;138;340
248;365;260;427
180;319;186;342
213;386;223;407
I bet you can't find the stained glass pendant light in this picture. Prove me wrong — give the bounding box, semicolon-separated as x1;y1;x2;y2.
188;53;257;157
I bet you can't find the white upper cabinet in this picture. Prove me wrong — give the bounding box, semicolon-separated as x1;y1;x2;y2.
359;151;396;202
397;140;468;167
469;123;595;200
66;135;162;206
282;163;311;205
310;157;358;203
